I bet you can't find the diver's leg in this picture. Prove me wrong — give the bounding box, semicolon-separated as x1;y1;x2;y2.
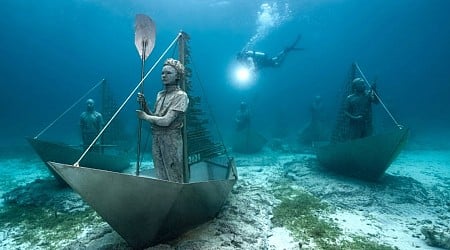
271;50;288;67
289;34;302;50
272;34;303;66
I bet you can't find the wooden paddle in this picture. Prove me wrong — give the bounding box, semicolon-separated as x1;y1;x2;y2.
135;14;155;175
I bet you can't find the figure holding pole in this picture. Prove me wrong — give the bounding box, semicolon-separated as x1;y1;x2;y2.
136;58;189;183
134;14;156;175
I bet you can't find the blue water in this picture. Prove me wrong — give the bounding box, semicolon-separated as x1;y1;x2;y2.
1;2;450;249
1;0;449;147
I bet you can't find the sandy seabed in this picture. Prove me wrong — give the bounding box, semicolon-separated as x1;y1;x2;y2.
0;145;449;250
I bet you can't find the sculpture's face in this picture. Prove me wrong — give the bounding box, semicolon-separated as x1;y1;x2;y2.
352;78;365;93
86;99;95;111
161;65;178;85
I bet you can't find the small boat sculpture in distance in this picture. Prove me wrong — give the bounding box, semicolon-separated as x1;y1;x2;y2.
316;63;409;181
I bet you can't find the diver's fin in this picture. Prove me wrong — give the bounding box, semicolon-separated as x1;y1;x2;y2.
286;34;303;52
291;34;302;47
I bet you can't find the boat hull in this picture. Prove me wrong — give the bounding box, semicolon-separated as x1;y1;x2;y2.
27;138;130;184
316;128;409;181
47;158;236;248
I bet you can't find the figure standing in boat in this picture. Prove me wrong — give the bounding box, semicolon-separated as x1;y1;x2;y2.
80;98;104;151
344;77;379;140
136;58;189;183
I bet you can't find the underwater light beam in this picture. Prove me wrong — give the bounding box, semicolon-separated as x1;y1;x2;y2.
232;64;257;89
236;66;251;82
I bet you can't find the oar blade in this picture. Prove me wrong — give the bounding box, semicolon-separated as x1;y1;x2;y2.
134;14;155;61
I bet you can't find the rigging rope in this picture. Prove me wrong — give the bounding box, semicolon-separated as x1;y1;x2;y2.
354;63;403;129
74;32;182;167
189;55;231;160
34;79;105;139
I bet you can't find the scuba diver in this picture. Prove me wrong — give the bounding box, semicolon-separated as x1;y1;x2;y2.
236;34;303;72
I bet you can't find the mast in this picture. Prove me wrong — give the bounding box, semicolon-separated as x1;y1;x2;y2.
176;31;228;183
178;31;190;183
330;63;357;143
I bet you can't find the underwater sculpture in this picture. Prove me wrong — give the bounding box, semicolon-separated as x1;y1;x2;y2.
315;63;409;181
47;15;237;249
27;79;130;185
232;101;267;154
